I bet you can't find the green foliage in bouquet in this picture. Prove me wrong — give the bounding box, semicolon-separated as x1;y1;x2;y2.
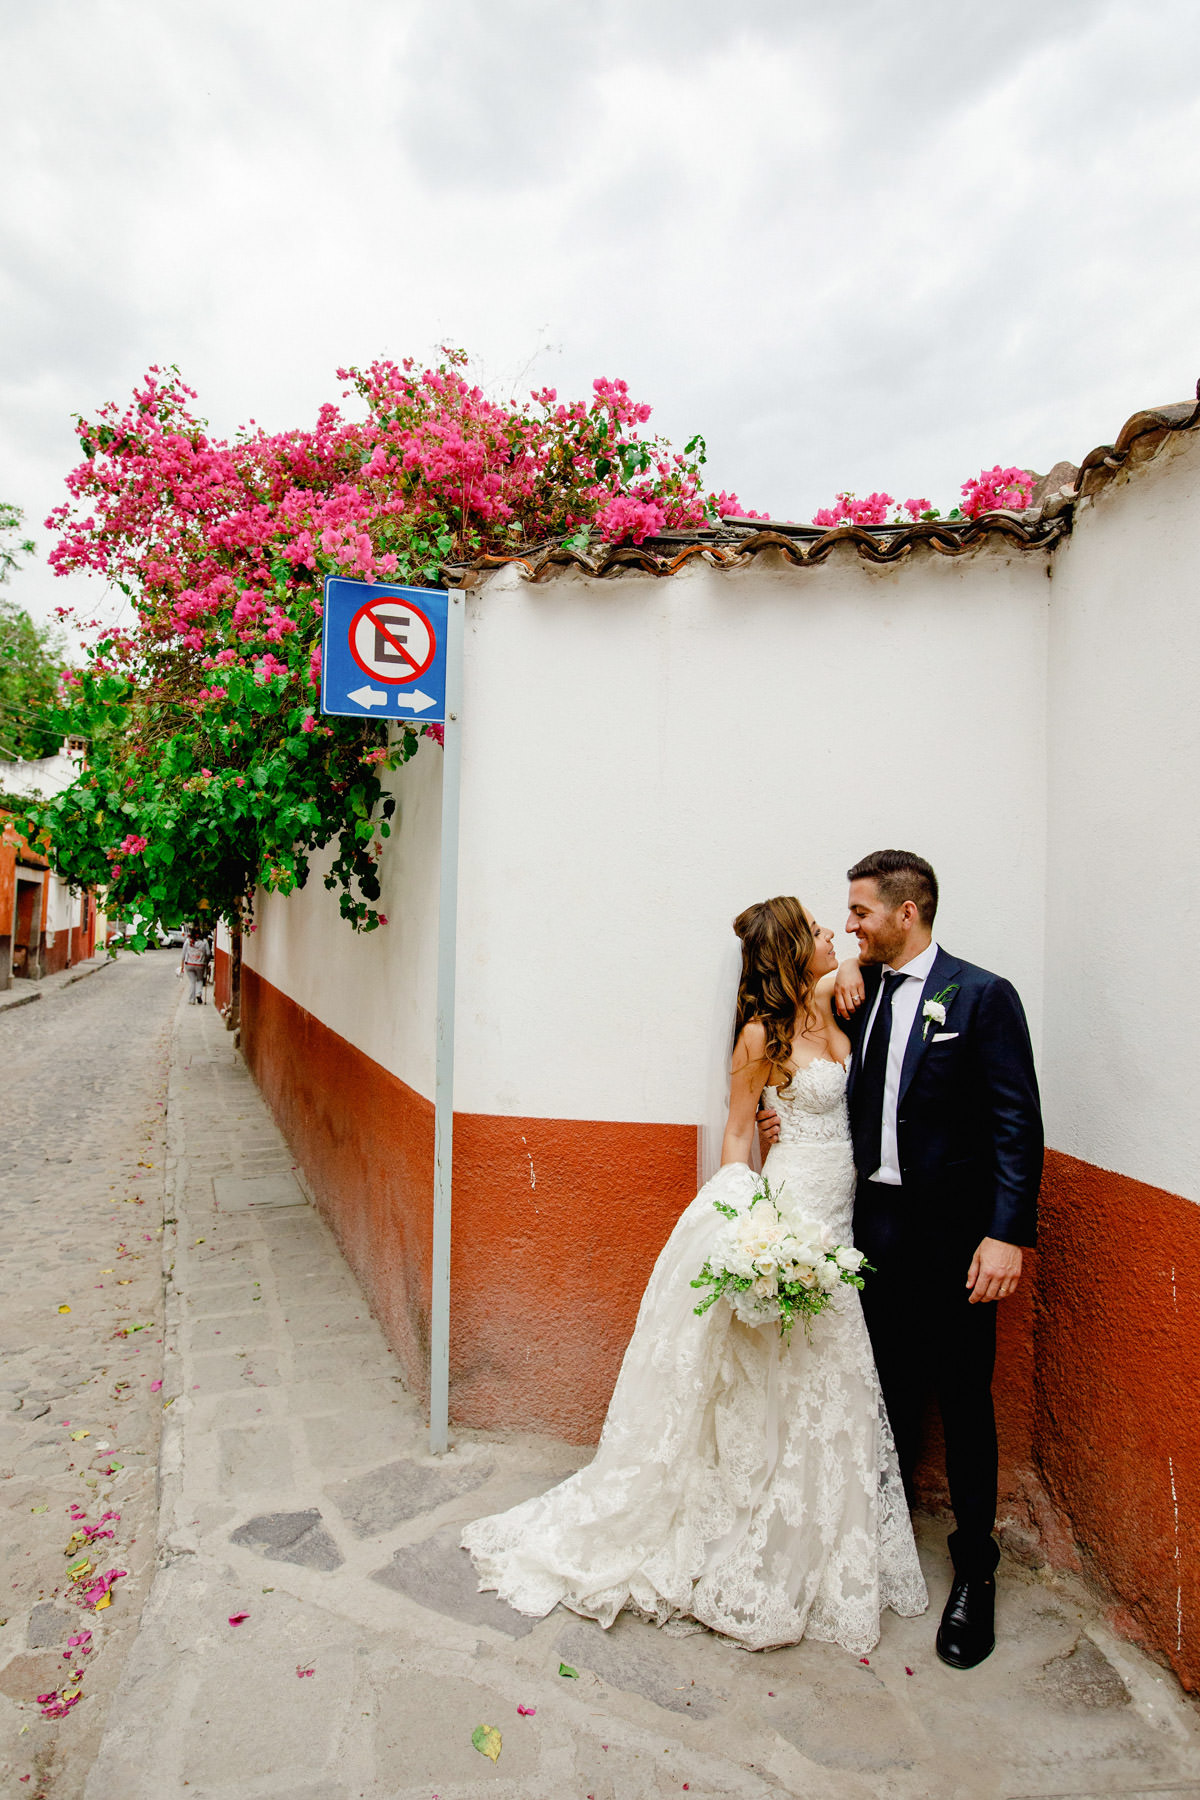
692;1176;872;1343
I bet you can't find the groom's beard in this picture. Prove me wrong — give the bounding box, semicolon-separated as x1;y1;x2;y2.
858;927;908;967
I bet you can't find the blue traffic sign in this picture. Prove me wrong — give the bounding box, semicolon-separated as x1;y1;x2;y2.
320;577;450;722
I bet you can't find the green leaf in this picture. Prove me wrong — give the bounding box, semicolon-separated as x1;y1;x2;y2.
558;1662;578;1679
471;1724;502;1763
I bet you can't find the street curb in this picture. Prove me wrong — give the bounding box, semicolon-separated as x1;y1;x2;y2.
0;987;41;1013
0;955;112;1015
62;956;113;988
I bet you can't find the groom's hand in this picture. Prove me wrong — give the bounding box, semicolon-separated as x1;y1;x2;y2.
966;1237;1023;1304
756;1105;781;1159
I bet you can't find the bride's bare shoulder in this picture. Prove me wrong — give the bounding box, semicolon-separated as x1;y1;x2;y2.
813;972;837;1009
732;1019;768;1067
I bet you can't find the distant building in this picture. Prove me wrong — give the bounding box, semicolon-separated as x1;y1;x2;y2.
0;749;100;987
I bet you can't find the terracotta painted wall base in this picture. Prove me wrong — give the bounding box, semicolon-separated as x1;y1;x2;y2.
241;966;698;1443
240;967;1200;1688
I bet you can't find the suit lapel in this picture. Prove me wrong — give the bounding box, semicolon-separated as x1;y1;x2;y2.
897;946;962;1104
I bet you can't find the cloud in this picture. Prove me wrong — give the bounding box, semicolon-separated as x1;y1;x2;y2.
0;0;1197;628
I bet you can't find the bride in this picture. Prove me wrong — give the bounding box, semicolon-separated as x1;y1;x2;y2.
461;896;928;1654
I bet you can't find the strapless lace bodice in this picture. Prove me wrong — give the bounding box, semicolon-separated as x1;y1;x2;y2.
765;1057;851;1145
762;1059;854;1241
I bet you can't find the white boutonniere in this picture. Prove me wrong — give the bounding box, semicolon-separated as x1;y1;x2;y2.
922;982;959;1040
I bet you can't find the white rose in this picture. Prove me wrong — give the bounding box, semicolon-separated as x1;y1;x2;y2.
835;1245;865;1273
923;1000;946;1025
816;1260;841;1293
753;1273;776;1298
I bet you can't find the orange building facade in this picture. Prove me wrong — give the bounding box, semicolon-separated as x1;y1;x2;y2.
0;819;98;986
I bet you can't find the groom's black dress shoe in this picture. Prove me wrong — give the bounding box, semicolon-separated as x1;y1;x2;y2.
936;1575;995;1669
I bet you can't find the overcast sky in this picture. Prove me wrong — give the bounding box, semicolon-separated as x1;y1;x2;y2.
2;0;1198;629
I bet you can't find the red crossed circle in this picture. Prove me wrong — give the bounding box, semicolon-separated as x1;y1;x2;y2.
348;597;436;685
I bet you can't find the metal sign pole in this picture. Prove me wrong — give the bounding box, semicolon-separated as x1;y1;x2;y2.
429;588;464;1455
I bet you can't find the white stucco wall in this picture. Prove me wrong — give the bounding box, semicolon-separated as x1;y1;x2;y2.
248;436;1200;1206
45;874;77;937
244;730;443;1101
248;542;1052;1139
1043;432;1200;1203
453;550;1049;1125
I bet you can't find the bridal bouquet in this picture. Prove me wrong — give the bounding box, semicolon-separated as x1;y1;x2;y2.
691;1177;871;1342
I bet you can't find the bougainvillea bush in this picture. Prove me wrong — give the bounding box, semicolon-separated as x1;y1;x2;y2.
22;352;750;945
811;465;1035;528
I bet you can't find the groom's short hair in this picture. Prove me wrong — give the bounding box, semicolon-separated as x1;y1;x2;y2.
847;849;938;925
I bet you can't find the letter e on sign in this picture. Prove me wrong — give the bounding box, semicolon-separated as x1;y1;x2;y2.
350;598;436;684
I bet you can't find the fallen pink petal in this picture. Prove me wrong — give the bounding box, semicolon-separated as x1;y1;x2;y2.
517;1704;537;1716
228;1612;249;1626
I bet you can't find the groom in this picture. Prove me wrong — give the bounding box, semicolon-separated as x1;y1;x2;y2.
760;849;1043;1669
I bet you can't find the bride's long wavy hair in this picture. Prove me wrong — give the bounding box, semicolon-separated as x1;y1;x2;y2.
732;896;820;1075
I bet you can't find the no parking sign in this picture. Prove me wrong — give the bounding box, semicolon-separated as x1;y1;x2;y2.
320;577;450;721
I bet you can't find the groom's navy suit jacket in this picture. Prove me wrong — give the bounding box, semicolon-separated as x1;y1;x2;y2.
843;948;1043;1247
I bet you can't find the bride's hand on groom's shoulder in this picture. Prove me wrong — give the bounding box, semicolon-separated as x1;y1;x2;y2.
834;958;865;1019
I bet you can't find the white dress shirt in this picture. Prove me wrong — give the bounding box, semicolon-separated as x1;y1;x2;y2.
861;940;940;1185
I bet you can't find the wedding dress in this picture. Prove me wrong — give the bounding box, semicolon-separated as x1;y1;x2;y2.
461;1058;928;1654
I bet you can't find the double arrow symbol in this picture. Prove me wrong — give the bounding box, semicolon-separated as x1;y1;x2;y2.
347;685;437;713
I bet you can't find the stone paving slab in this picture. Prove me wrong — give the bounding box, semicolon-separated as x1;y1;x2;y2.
75;995;1200;1800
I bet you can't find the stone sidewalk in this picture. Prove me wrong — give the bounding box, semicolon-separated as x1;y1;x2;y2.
84;992;1200;1800
0;952;113;1014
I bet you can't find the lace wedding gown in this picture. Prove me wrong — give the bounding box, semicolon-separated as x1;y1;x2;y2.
461;1058;928;1653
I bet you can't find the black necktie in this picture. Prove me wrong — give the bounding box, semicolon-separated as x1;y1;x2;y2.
858;970;907;1178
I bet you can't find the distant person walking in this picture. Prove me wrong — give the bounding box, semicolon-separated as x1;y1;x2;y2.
179;927;211;1004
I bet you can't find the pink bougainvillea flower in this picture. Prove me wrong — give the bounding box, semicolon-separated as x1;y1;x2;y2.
960;464;1035;517
517;1704;536;1716
83;1568;128;1608
228;1612;249;1626
300;714;316;733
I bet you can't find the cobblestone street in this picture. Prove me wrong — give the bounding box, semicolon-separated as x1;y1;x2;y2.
4;964;1200;1798
0;951;176;1798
